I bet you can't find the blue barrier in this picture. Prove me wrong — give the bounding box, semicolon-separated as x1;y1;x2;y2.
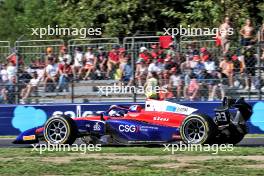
1;101;264;135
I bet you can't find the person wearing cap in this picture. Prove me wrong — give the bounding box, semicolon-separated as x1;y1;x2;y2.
82;46;97;80
139;46;151;64
200;47;211;62
45;47;56;65
106;45;120;78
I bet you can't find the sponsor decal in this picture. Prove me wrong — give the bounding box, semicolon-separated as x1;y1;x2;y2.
118;125;138;132
153;116;169;121
23;135;36;141
139;126;159;132
93;122;101;131
166;106;188;113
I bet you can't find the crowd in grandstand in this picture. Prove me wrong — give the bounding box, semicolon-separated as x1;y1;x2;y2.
0;18;263;103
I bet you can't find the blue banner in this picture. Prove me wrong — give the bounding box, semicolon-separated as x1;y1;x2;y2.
0;101;264;135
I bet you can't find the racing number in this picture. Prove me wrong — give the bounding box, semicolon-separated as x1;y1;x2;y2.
215;111;228;122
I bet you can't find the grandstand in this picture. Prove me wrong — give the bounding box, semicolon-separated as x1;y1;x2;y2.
0;32;263;104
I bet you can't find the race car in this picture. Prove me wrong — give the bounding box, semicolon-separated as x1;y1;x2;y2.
13;97;252;145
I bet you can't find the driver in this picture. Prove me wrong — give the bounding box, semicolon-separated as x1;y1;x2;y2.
108;109;125;117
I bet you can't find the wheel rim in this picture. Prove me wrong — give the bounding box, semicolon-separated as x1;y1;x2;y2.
183;118;206;143
46;119;68;144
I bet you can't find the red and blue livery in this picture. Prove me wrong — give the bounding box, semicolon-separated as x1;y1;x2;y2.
14;97;252;145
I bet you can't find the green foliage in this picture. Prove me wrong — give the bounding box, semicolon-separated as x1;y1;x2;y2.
0;0;263;41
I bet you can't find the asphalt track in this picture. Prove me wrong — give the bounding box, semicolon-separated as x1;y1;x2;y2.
1;137;264;148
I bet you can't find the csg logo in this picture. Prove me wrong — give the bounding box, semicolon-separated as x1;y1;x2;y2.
119;125;138;133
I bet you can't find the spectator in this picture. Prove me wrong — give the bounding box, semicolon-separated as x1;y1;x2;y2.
203;57;216;74
83;47;97;80
200;47;210;62
150;44;161;60
218;17;232;54
3;76;17;104
139;47;152;64
166;44;176;58
106;45;120;79
119;54;132;86
135;59;148;86
148;59;163;74
144;72;159;99
43;57;58;92
73;47;84;79
240;19;256;46
18;67;32;96
96;46;107;78
187;73;199;101
45;47;55;65
232;55;245;87
6;61;17;81
169;67;182;99
20;71;40;103
0;64;8;83
219;56;234;87
192;55;205;79
58;46;72;65
57;58;73;92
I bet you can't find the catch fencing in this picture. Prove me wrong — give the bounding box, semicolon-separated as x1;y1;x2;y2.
0;41;11;62
14;39;64;64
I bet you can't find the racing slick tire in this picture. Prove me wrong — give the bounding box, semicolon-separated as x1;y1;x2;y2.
180;114;217;145
44;115;77;145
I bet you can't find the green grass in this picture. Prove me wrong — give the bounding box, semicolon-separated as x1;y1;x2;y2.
0;146;264;175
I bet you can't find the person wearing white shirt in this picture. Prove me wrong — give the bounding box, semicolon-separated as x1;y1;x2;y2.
44;57;58;92
20;71;40;103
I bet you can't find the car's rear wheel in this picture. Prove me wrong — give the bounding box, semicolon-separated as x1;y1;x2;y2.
180;114;216;144
44;115;77;145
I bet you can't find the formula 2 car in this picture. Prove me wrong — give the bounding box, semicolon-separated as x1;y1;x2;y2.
14;97;252;145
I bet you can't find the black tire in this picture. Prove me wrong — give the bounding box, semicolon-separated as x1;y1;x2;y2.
180;114;217;145
44;115;77;145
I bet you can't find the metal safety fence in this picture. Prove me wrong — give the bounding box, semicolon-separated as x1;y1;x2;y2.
0;41;11;62
68;38;120;55
0;37;262;104
14;39;64;65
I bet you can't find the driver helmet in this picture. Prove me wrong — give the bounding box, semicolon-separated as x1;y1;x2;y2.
109;110;124;117
129;105;142;112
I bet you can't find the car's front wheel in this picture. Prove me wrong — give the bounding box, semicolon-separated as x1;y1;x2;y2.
44;115;77;145
180;114;216;144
